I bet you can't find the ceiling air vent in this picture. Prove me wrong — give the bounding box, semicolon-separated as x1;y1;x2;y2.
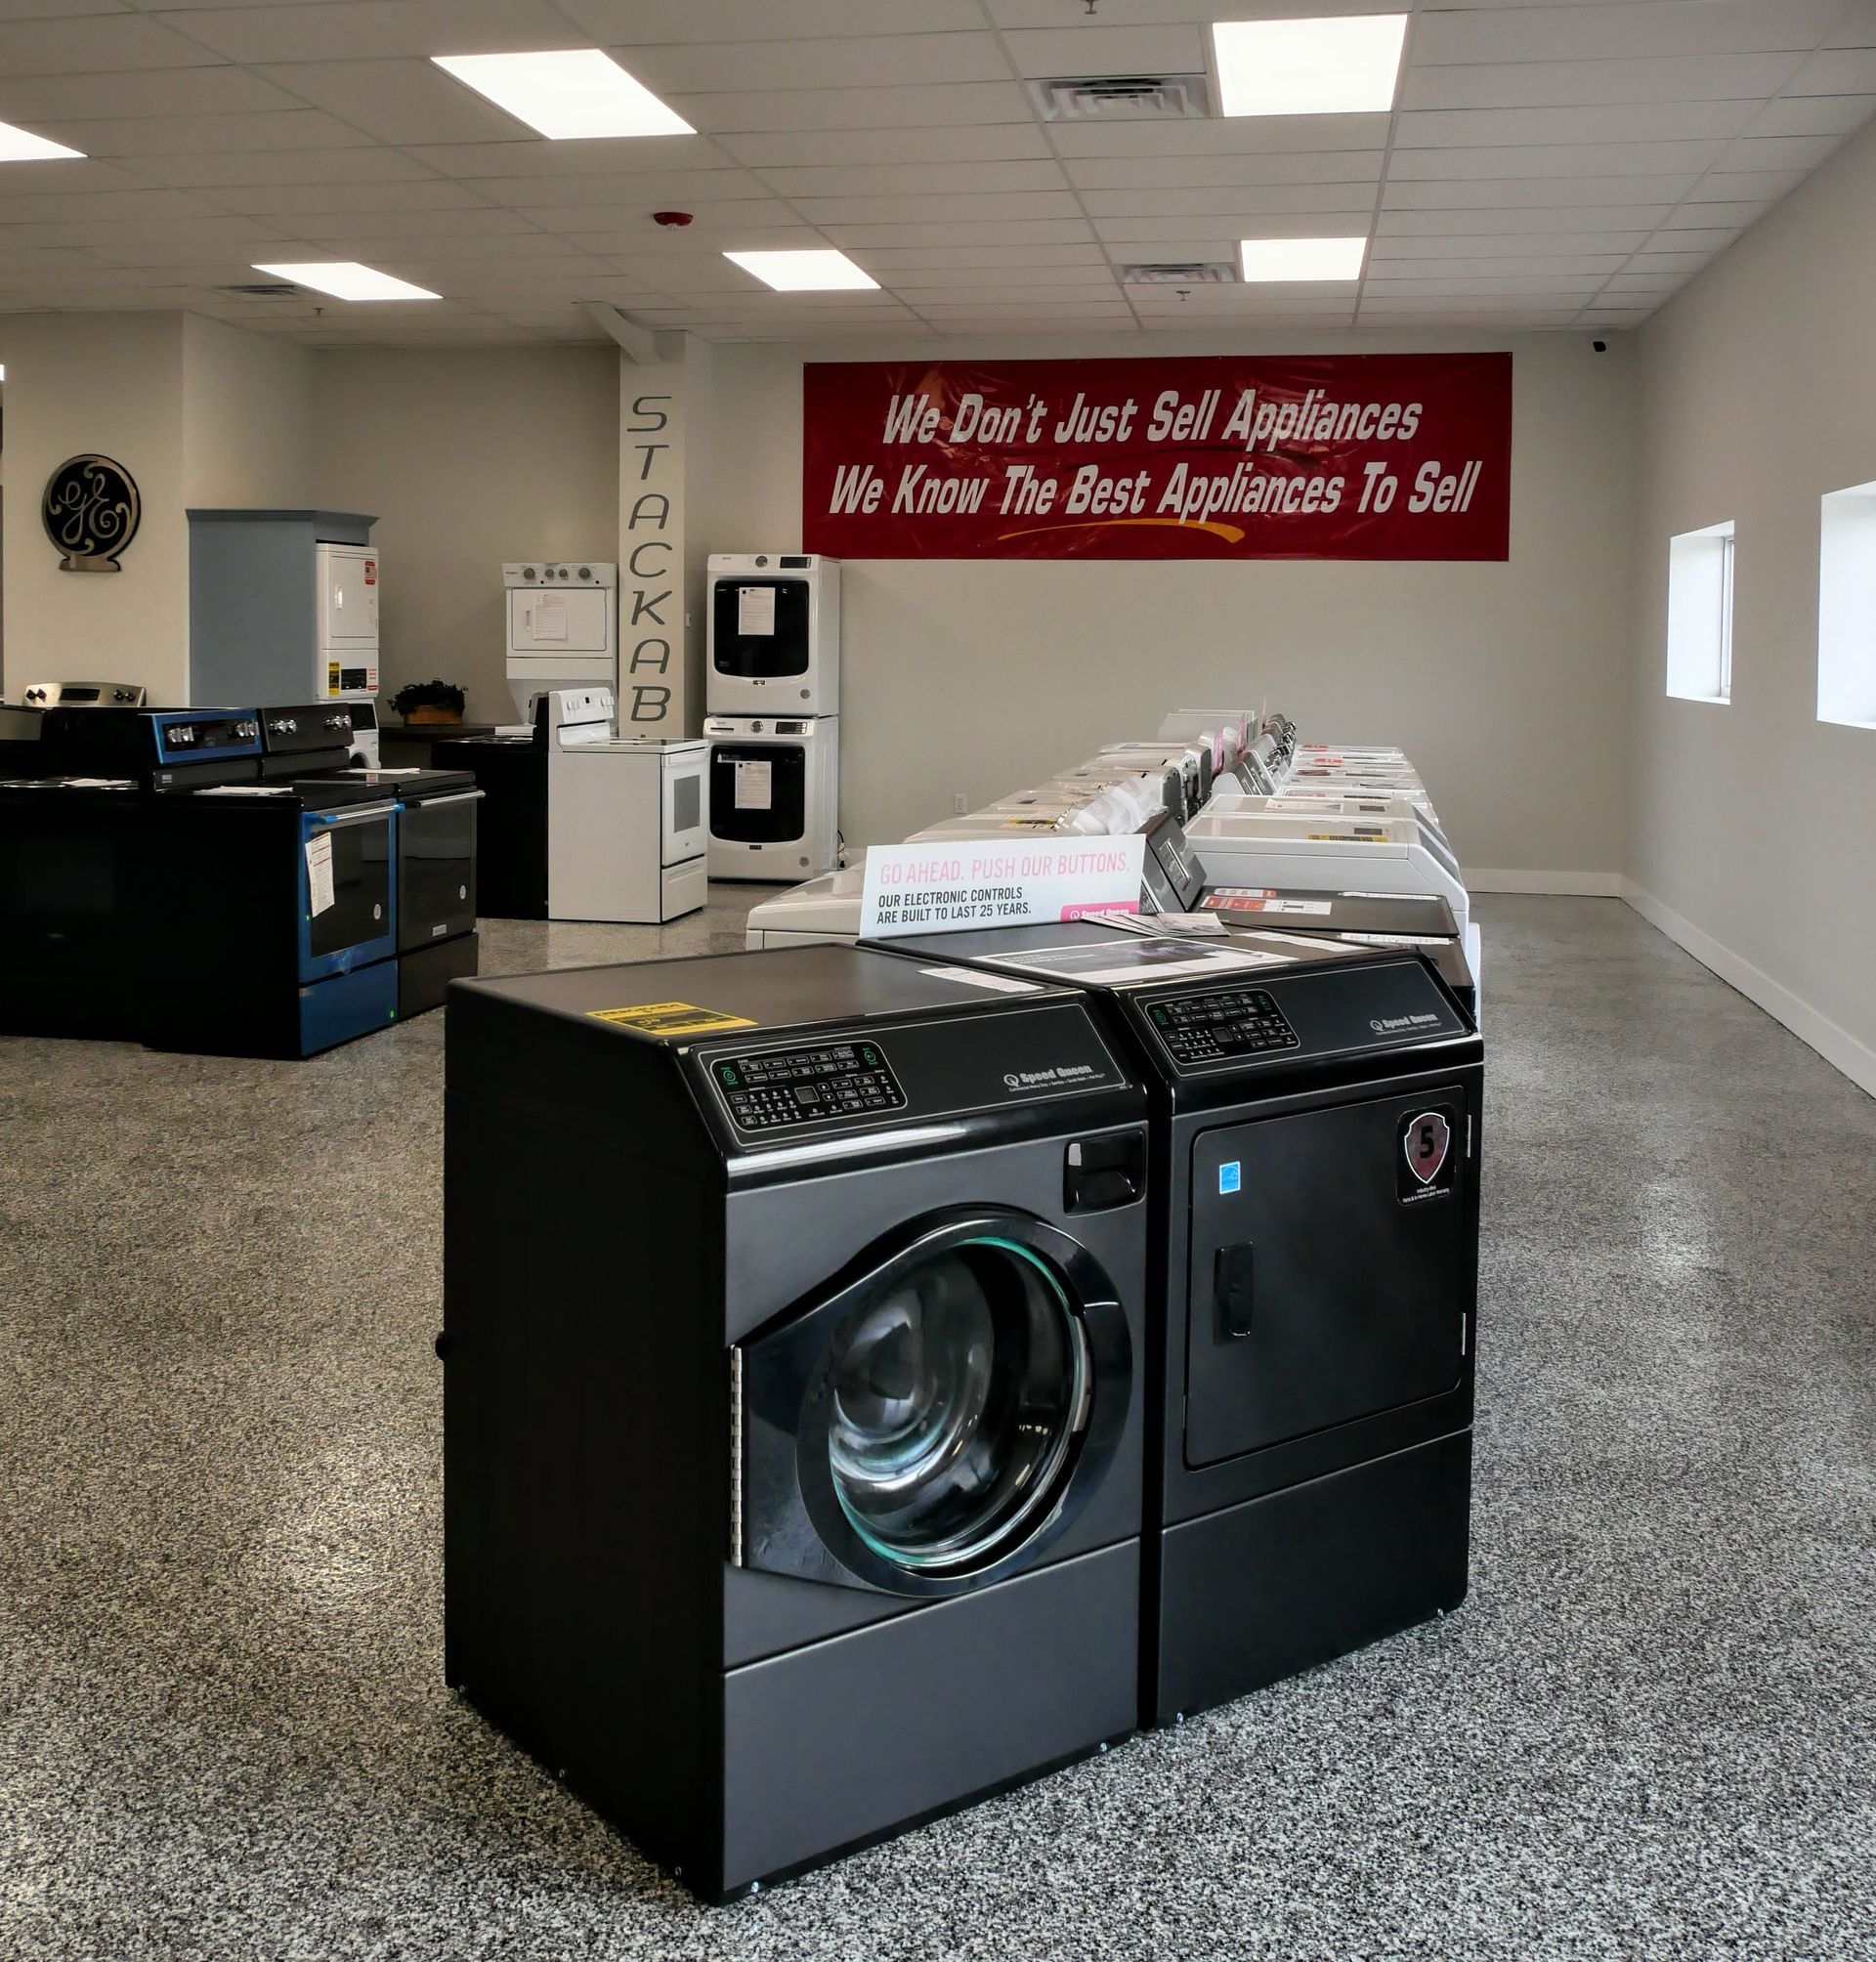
1121;262;1237;285
216;281;300;296
1026;73;1212;121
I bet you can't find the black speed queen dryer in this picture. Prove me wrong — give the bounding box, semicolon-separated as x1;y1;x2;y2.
444;946;1149;1899
872;919;1483;1726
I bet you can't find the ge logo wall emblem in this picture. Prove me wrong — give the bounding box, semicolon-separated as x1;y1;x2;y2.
1397;1108;1457;1204
42;453;142;573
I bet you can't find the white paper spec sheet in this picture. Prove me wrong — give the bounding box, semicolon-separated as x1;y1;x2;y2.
532;591;569;642
305;832;336;917
737;585;777;637
734;759;773;811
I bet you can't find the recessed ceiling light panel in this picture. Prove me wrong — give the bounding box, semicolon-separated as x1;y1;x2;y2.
1213;15;1407;117
432;49;694;139
1239;236;1367;282
252;262;441;302
0;118;84;162
723;250;878;293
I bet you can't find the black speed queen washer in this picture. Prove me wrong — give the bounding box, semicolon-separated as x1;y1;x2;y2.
870;918;1483;1727
444;945;1150;1900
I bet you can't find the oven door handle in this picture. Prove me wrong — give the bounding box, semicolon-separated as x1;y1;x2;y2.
407;789;485;809
310;801;399;828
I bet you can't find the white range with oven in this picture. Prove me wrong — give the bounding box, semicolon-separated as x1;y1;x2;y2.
545;688;706;923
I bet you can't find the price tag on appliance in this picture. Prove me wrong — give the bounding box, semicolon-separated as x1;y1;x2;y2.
305;832;336;917
734;759;772;810
737;585;776;636
861;835;1145;938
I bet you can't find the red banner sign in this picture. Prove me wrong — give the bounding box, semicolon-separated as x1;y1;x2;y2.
802;353;1510;562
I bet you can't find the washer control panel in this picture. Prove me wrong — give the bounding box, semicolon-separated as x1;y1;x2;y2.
1145;987;1300;1069
710;1039;906;1132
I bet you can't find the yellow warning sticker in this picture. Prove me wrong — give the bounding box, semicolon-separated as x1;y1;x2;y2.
326;661;341;697
588;1001;757;1038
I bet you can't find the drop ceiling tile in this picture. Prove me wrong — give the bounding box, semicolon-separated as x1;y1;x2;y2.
558;216;822;251
1622;251;1715;274
718;125;1052;168
1360;279;1604;300
1412;2;1844;64
1388;142;1725;181
903;286;1126;307
855;243;1108;269
665;82;1032;134
623;34;1011;94
294;207;539;243
250;59;545;147
881;265;1118;289
996;24;1207;77
759;161;1070;198
1082;185;1381;220
790;191;1083;224
455;170;770;208
1638;227;1742;255
29;108;384;155
197;180;497;218
0;187;223;223
157;1;576;64
0;159;157;196
1365;256;1626;279
0;12;219;72
1785;48;1876;93
1687;169;1808;199
0;64;304;120
1601;274;1684;294
558;0;988;37
1370;231;1651;260
1065;151;1386;191
815;219;1098;246
1087;225;1244;256
1745;94;1876;137
1403;55;1806;113
1378;204;1676;235
1046;114;1393;158
1656;200;1766;230
1384;174;1701;209
132;148;445;189
1722;133;1845;173
1395;103;1757;149
404;137;733;181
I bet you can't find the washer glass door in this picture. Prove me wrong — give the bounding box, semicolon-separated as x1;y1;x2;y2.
738;1213;1130;1597
827;1235;1086;1575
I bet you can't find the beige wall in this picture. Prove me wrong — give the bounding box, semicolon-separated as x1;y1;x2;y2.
707;330;1636;877
0;313;190;702
310;346;619;722
1628;115;1876;1089
182;315;316;508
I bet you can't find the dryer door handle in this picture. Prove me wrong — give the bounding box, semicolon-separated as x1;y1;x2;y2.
1215;1242;1256;1340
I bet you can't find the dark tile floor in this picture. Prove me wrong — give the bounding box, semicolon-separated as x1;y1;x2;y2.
2;894;1871;1960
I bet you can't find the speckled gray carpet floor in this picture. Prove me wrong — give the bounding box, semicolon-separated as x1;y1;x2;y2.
2;894;1872;1960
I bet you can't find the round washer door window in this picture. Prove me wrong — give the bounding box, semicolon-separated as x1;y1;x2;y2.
826;1236;1087;1576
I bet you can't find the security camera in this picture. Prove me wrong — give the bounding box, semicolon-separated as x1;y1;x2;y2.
1592;338;1608;353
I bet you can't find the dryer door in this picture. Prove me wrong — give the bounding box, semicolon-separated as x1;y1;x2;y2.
709;740;807;845
737;1211;1130;1598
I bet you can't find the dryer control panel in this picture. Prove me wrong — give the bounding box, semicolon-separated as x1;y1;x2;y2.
1146;988;1300;1068
710;1039;906;1132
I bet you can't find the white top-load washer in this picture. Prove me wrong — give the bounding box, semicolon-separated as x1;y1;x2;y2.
706;553;840;716
544;687;706;923
506;561;618;726
745;852;868;949
1184;801;1471;937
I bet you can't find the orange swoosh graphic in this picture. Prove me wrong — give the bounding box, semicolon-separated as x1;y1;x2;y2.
994;516;1247;545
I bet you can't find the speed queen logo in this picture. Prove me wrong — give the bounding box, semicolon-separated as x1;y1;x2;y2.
1397;1109;1457;1205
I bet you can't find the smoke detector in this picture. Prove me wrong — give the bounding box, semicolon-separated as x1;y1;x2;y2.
1120;262;1237;285
1025;73;1213;121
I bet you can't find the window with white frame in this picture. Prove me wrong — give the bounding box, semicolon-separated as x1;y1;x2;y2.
1817;481;1876;729
1665;522;1735;704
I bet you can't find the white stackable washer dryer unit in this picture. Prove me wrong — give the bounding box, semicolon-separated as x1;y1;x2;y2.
704;553;841;882
504;561;618;726
544;688;707;923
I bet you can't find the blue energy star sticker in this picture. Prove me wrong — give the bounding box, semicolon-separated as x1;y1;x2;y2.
1218;1162;1242;1195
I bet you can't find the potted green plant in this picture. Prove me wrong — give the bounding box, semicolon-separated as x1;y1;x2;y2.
391;678;467;727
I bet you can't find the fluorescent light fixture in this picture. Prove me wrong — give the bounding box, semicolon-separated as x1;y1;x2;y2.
1240;235;1367;281
1213;14;1407;117
724;249;878;292
0;118;84;162
251;261;441;302
431;49;693;139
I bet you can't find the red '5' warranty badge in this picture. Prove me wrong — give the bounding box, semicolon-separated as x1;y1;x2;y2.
1398;1108;1457;1204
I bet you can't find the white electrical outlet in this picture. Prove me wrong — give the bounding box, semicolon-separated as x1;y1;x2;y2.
954;791;968;813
